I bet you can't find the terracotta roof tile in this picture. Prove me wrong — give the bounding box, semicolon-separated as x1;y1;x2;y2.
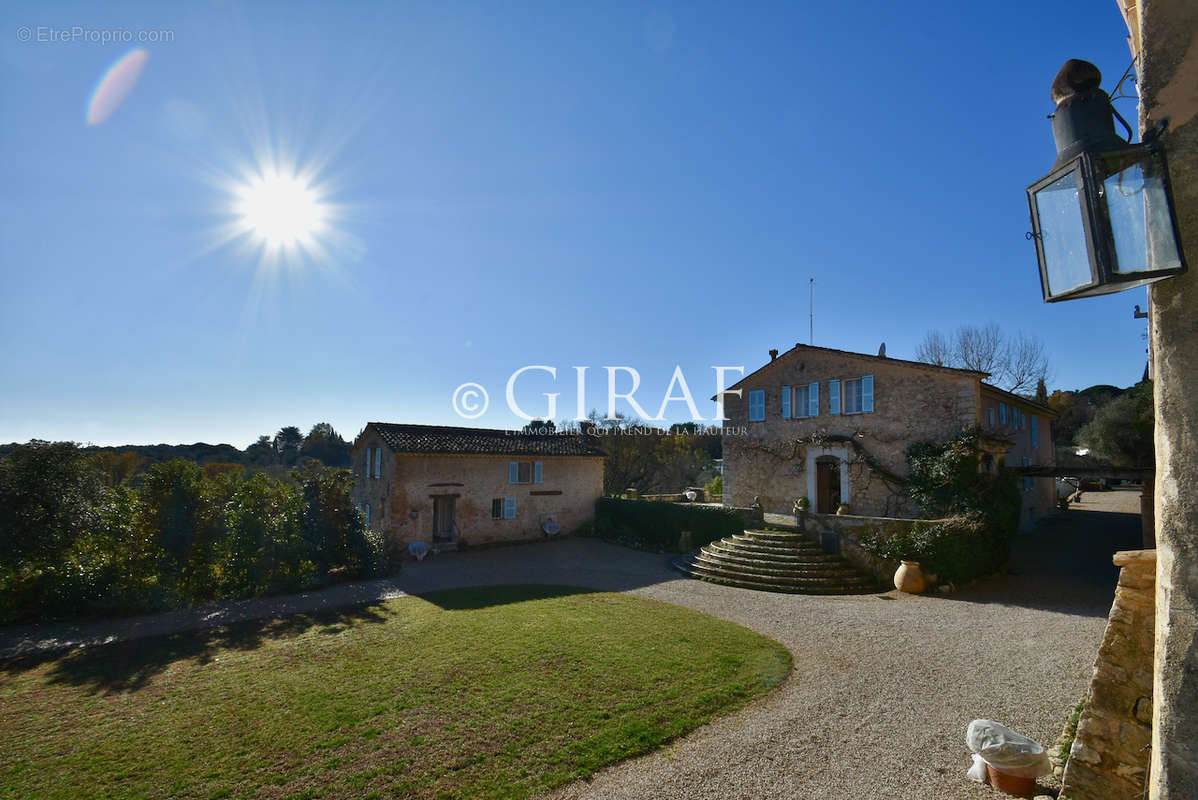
364;423;603;457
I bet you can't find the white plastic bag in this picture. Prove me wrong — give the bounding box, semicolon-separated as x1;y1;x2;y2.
965;719;1051;779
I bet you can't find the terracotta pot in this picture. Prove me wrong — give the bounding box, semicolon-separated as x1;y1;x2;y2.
984;764;1037;797
893;560;926;594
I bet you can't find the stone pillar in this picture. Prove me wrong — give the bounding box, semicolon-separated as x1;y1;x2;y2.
1060;550;1155;800
1134;2;1198;797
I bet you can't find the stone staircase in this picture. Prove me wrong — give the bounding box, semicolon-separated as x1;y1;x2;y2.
672;529;883;595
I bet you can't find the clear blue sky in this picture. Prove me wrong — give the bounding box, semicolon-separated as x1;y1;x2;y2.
0;1;1149;447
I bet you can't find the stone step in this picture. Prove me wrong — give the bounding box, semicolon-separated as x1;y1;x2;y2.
697;549;856;575
673;560;881;595
727;536;826;556
705;541;841;564
684;558;878;588
671;531;882;595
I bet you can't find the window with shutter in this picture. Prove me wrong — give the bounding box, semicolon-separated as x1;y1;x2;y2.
491;499;503;519
749;390;765;421
365;447;372;477
829;380;840;415
809;382;819;417
862;375;874;413
509;462;519;483
503;497;517;519
1031;416;1039;448
534;461;543;483
793;386;807;418
374;447;382;478
844;379;862;413
988;408;996;427
781;386;790;419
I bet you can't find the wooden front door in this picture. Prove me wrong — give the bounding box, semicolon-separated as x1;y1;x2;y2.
816;459;840;514
432;496;456;541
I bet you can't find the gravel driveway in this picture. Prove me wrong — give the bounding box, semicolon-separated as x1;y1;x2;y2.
0;490;1145;799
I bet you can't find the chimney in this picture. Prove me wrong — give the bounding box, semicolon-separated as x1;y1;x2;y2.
769;348;779;362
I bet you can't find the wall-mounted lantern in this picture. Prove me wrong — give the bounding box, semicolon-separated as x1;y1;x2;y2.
1026;59;1186;302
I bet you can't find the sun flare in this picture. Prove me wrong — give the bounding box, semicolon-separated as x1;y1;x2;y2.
234;169;328;249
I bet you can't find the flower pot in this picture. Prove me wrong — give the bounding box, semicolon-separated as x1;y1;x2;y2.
984;764;1037;797
893;560;926;594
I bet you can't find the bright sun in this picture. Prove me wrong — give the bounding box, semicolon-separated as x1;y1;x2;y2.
234;169;328;249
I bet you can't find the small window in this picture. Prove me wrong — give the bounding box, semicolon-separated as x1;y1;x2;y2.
508;461;542;484
792;382;820;418
748;390;765;421
844;376;873;414
491;499;503;519
503;497;517;519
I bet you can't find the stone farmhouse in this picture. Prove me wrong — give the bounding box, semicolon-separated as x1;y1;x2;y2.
351;423;604;550
720;344;1055;525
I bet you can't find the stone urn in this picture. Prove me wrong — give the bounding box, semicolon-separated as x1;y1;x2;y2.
894;560;927;594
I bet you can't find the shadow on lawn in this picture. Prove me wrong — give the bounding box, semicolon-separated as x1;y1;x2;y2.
417;584;600;610
0;602;391;694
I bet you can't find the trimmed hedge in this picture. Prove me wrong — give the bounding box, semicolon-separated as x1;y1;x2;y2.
592;498;744;552
860;514;1006;585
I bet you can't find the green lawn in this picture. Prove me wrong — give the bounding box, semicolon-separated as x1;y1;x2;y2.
0;585;790;800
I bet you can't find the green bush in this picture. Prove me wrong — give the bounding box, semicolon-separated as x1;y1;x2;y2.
594;498;743;552
705;475;723;497
861;516;998;585
0;442;396;624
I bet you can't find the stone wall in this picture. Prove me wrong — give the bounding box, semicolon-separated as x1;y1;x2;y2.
1060;549;1155;800
352;445;604;549
793;512;956;586
723;345;981;517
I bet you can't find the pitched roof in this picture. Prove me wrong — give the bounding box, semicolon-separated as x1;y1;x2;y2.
723;343;987;393
980;382;1056;416
362;423;604;457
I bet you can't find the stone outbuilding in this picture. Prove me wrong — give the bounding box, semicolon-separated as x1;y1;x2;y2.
720;343;1054;523
351;423;604;550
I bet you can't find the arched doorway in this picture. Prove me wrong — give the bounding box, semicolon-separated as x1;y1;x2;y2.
815;456;842;514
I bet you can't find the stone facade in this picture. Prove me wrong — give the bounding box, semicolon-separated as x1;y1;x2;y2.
351;424;604;550
722;344;1054;521
1060;549;1155;800
979;385;1057;528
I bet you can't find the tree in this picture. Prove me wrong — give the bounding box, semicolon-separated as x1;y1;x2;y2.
1077;380;1154;467
522;419;556;434
915;323;1051;394
0;441;108;565
274;426;304;466
300;423;351;467
87;449;145;488
245;435;276;466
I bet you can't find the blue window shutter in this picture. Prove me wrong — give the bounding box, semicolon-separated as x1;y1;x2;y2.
862;375;874;413
365;447;372;477
504;497;516;519
809;383;819;417
1031;416;1039;448
749;390;765;421
364;503;371;526
509;461;519;483
781;386;790;419
534;461;543;483
829;380;840;415
374;448;382;478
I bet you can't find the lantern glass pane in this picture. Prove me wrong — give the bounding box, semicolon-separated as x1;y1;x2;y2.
1035;169;1091;296
1099;152;1182;275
